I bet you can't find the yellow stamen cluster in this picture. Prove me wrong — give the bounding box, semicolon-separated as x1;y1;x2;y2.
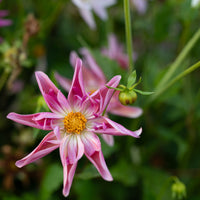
64;112;87;134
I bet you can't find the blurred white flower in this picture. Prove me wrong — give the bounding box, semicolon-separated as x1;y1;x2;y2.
191;0;200;7
72;0;116;29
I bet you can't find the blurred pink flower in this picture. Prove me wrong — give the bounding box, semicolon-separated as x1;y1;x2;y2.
7;58;142;197
0;0;12;42
55;49;142;146
72;0;116;29
101;34;131;69
131;0;147;14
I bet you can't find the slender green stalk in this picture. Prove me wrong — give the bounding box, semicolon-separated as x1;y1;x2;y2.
124;0;134;73
156;27;200;90
151;61;200;101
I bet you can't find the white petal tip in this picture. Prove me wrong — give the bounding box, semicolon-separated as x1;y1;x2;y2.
15;161;23;168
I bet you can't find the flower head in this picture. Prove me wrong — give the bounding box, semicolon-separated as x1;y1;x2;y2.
0;0;12;42
55;49;142;145
72;0;116;29
7;58;142;197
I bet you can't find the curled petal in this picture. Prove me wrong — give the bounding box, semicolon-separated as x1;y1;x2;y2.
85;149;113;181
94;117;142;138
108;100;143;118
80;132;101;156
7;112;62;130
91;75;121;115
62;162;77;197
101;134;114;146
60;135;84;197
80;48;106;83
81;132;112;181
55;72;72;92
15;131;59;168
35;71;70;115
68;59;86;106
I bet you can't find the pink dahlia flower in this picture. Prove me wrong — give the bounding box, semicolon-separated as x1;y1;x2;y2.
7;59;142;197
55;49;142;146
102;34;137;69
0;0;12;42
72;0;116;29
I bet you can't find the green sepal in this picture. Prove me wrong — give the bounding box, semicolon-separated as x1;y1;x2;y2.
106;85;123;91
133;88;154;95
127;70;137;88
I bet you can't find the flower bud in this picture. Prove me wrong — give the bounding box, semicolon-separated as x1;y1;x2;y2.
171;180;186;200
119;90;137;105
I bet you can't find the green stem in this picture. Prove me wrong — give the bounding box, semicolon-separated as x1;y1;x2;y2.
124;0;133;73
102;90;116;116
0;70;9;92
151;61;200;101
156;27;200;90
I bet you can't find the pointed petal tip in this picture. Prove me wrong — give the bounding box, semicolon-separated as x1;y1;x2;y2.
135;127;142;137
7;112;14;119
62;190;69;198
15;160;23;168
104;175;113;182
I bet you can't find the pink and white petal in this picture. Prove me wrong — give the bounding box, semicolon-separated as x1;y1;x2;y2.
91;75;121;115
68;59;86;106
70;51;79;68
80;48;106;83
94;117;142;138
60;135;84;166
55;72;72;92
101;134;114;146
108;101;143;118
35;71;70;115
80;132;101;156
15;131;59;168
79;8;96;29
62;162;77;197
85;148;113;181
7;112;62;130
60;135;84;197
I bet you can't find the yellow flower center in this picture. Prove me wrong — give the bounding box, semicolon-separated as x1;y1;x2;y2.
64;112;87;134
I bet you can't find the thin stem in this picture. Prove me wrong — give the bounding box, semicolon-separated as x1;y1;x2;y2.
151;61;200;101
156;27;200;90
124;0;133;73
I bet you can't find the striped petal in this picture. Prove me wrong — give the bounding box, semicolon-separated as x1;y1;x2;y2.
15;131;59;168
35;71;70;115
94;116;142;138
81;132;113;181
60;135;84;197
7;112;62;130
91;75;121;115
68;58;86;106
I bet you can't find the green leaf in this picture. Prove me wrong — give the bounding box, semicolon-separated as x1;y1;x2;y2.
134;89;154;95
77;165;100;180
127;70;137;88
40;163;63;200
